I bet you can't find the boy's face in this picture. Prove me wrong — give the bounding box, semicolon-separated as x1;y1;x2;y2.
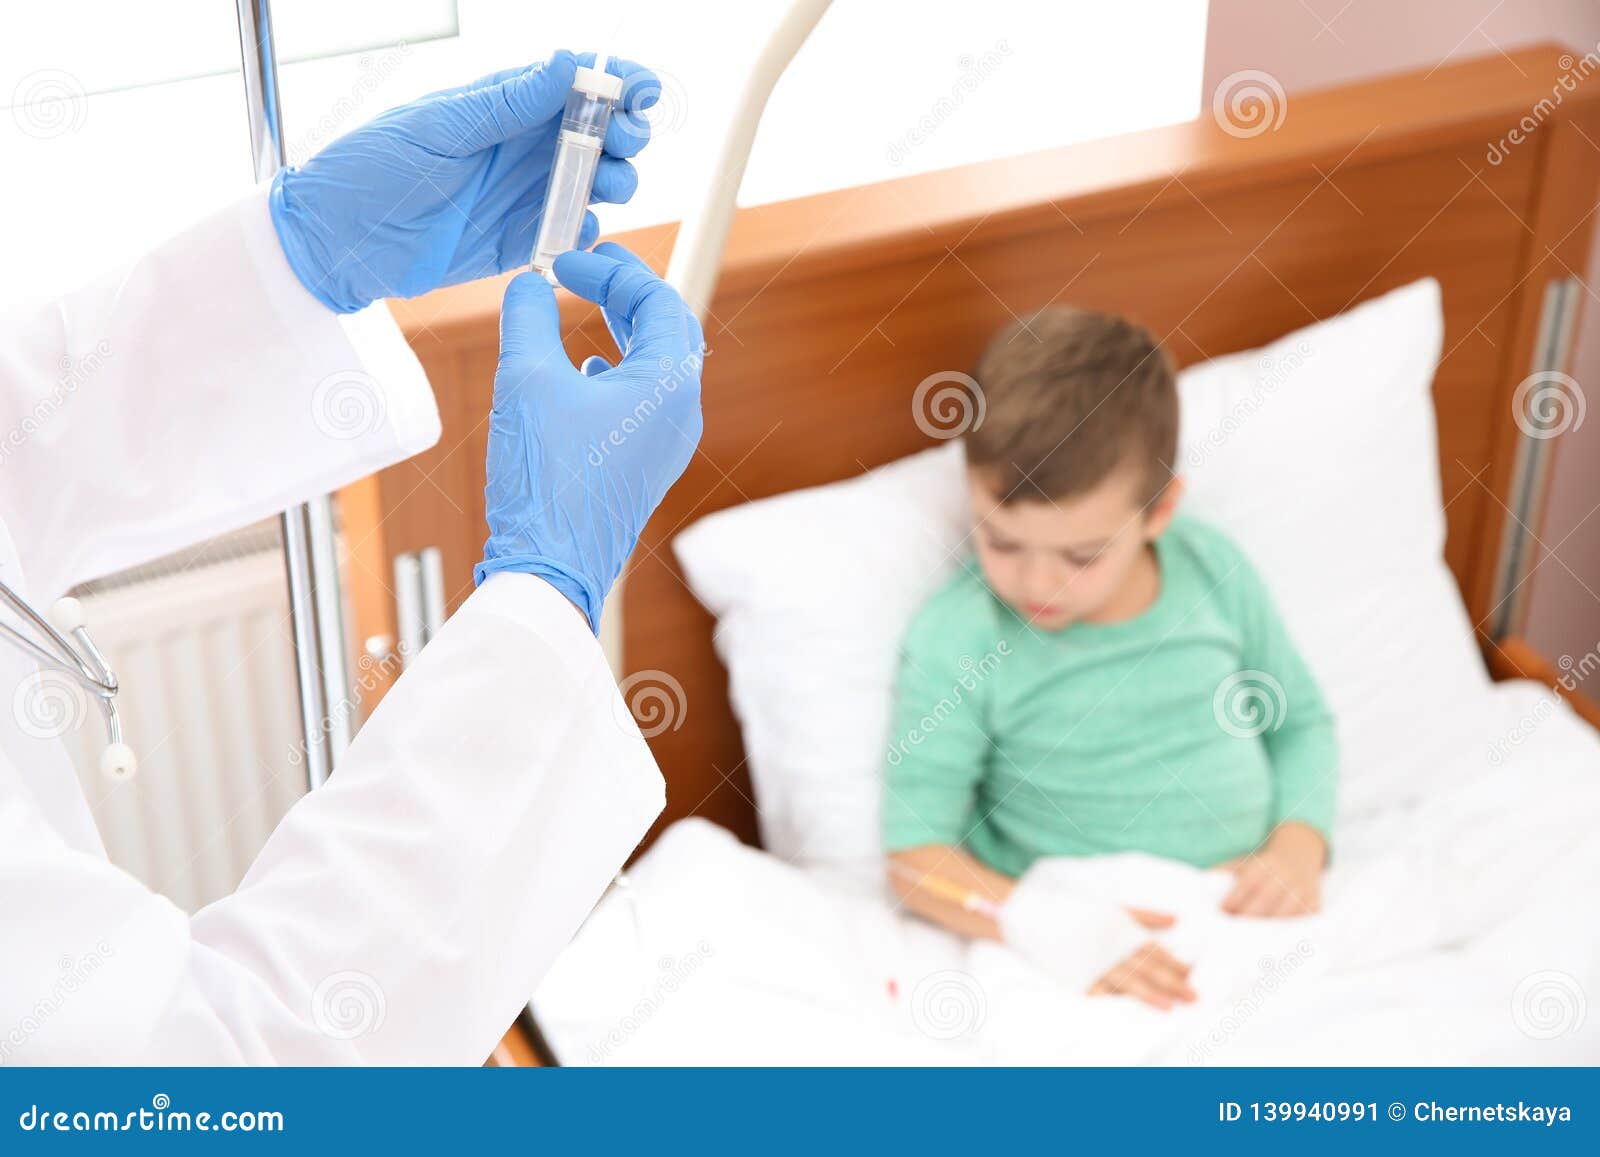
967;466;1178;630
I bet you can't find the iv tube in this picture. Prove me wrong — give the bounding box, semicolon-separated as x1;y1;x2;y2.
530;54;622;278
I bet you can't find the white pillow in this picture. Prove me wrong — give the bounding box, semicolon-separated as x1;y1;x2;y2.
676;442;969;868
674;278;1486;869
1176;278;1488;817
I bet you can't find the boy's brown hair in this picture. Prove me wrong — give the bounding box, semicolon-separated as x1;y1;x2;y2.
964;306;1177;506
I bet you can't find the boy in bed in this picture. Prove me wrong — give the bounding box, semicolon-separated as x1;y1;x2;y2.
883;306;1337;1010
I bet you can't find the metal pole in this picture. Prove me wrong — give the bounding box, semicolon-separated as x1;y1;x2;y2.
235;0;352;788
1487;277;1582;640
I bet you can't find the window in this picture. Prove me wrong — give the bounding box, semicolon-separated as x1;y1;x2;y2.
2;1;1207;305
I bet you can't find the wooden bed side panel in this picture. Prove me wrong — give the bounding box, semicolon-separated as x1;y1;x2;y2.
1466;100;1600;627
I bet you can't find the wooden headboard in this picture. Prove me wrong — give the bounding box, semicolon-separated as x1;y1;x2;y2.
379;44;1600;853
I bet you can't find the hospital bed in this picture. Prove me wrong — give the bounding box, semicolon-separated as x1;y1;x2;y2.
364;42;1600;1062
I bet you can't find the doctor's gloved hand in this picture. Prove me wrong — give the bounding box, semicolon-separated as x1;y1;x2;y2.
269;52;658;314
475;244;704;633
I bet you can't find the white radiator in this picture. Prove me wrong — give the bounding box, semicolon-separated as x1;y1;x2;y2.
61;543;308;913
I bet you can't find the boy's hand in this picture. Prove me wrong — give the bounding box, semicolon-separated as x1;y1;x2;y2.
1088;941;1197;1009
1127;906;1175;931
1221;822;1326;917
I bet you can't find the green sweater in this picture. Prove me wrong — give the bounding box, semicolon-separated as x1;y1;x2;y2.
882;516;1336;877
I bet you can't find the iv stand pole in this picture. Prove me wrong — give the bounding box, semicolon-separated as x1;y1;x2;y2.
234;0;352;790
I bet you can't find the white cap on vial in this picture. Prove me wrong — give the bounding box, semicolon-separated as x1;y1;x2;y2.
575;60;623;102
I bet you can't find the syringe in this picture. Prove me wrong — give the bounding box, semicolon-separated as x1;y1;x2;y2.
530;55;623;279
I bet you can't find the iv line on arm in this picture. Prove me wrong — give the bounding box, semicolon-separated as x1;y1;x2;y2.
887;856;1002;920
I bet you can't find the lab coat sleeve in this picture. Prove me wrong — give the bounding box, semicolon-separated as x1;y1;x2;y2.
0;573;665;1064
0;188;440;599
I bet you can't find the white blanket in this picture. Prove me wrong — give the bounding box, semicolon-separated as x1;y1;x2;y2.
533;680;1600;1065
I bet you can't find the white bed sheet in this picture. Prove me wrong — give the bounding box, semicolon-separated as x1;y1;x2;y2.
532;679;1600;1065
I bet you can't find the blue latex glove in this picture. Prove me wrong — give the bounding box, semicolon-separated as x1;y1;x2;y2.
476;243;705;632
270;51;658;313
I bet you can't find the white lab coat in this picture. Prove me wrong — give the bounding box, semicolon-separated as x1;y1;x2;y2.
0;191;664;1063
